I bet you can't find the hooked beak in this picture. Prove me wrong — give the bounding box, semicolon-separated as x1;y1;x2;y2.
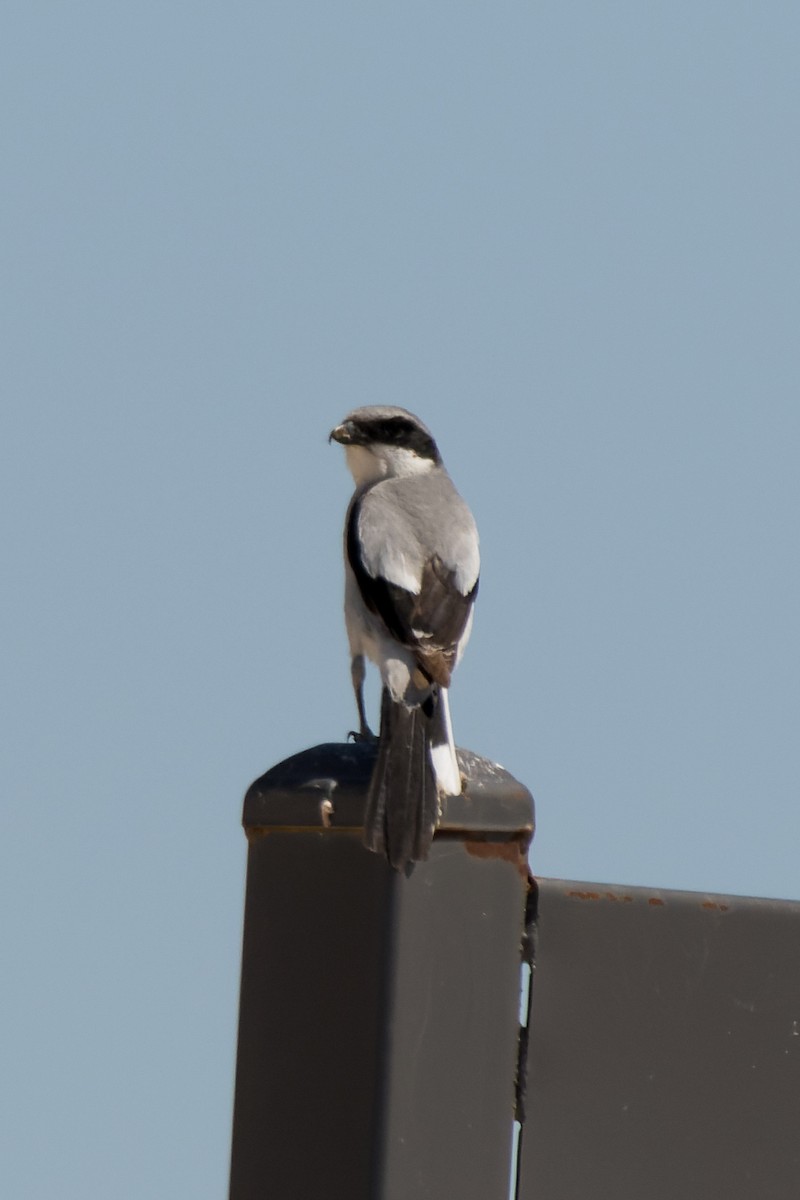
329;421;357;445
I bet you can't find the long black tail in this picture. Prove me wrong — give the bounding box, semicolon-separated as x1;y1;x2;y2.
363;687;445;871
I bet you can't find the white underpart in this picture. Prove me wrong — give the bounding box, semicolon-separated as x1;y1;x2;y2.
382;654;414;704
453;606;474;668
430;689;461;795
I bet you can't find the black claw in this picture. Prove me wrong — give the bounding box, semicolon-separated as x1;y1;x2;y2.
348;728;378;744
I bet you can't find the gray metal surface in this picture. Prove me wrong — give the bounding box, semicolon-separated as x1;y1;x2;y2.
230;743;534;1200
517;878;800;1200
380;837;528;1200
229;832;393;1200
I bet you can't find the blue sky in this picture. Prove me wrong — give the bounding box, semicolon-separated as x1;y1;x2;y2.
2;4;799;1196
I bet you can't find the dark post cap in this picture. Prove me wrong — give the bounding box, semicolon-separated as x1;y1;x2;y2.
243;742;534;842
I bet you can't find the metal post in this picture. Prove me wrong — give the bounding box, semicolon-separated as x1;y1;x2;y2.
229;742;534;1200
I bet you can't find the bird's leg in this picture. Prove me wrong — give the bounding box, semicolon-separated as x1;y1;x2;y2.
348;654;377;742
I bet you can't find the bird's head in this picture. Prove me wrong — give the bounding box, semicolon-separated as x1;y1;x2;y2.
329;406;442;487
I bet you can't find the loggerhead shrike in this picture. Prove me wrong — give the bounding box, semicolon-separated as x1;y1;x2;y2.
329;406;480;870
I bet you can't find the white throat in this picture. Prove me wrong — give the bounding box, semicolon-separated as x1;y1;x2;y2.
345;443;437;488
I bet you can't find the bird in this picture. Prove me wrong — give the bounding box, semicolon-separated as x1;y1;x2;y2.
329;406;480;870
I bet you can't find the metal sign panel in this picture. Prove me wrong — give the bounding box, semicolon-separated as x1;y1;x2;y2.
517;879;800;1200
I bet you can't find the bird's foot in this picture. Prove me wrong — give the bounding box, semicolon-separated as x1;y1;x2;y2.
348;726;378;744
